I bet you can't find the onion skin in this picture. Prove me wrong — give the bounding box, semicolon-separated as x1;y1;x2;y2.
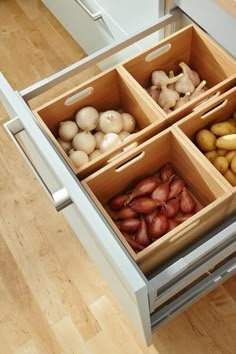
160;163;175;182
163;198;180;218
149;213;169;238
168;177;185;199
122;232;145;251
129;197;161;214
116;218;141;233
174;213;194;223
145;209;159;225
180;187;196;214
126;176;160;203
109;194;130;210
136;217;151;246
167;219;179;232
114;207;138;220
151;175;174;202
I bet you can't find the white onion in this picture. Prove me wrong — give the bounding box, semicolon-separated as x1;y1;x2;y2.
58;121;79;141
69;150;89;168
99;110;123;134
119;131;130;141
93;131;104;149
57;138;72;154
75;106;99;131
121;113;136;133
89;149;102;160
72;131;96;155
100;133;121;153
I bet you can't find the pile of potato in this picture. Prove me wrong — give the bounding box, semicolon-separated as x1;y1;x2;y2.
195;112;236;186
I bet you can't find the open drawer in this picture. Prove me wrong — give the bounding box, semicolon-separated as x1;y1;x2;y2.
0;9;235;346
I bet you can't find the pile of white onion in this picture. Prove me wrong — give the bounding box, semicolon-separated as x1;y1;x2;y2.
56;106;137;169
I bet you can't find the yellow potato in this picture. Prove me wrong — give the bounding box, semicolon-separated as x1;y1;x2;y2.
227;119;236;128
195;129;216;152
217;148;227;156
210;121;236;136
231;155;236;174
213;156;229;174
225;150;236;163
224;169;236;186
216;134;236;150
205;151;218;163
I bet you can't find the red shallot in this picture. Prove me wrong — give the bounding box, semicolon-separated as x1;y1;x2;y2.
114;206;138;220
109;194;130;210
160;163;175;182
136;217;151;246
180;187;196;214
149;212;169;238
168;177;185;199
174;213;194;223
167;219;179;232
163;198;180;218
151;175;174;202
116;218;141;233
129;197;161;214
126;176;160;203
122;232;145;251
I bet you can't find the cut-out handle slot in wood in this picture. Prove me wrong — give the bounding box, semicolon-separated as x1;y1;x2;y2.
201;99;228;119
115;151;145;172
145;44;171;62
107;142;138;164
193;91;221;112
64;87;93;106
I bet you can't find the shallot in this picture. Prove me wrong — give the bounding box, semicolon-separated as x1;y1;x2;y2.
160;163;175;181
149;212;169;238
163;198;180;218
114;206;138;220
174;213;194;223
126;176;160;203
109;194;130;210
151;175;174;202
167;219;179;232
117;218;141;233
180;187;196;214
168;177;185;199
129;197;161;214
136;217;151;246
122;232;145;251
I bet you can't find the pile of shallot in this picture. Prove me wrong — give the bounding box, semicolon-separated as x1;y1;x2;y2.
56;106;137;169
108;163;199;253
146;62;208;113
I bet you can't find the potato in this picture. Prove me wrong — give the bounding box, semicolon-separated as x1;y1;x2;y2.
210;121;236;136
224;169;236;186
216;134;236;150
225;150;236;163
231;155;236;174
195;129;216;152
205;151;218;163
227;119;236;128
217;149;227;156
213;156;229;174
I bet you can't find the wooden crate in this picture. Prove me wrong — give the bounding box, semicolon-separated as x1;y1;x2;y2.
174;87;236;216
33;67;166;179
82;128;231;274
121;24;236;125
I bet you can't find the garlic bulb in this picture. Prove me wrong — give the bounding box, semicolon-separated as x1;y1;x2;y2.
58;121;79;141
93;131;105;149
121;113;136;133
173;92;191;110
100;133;121;153
72;131;96;155
75;106;99;131
89;149;102;160
158;83;180;110
175;62;195;94
57;138;72;154
69;150;89;168
146;86;161;102
99;110;123;134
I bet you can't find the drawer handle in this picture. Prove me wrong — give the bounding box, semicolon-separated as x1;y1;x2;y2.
64;87;93;106
145;44;171;62
201;99;228;119
115;151;145;172
107;142;138;164
4;118;72;212
74;0;103;21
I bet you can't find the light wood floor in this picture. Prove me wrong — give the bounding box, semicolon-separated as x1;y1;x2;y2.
0;1;235;353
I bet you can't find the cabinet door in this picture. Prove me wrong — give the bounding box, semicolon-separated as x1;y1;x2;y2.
0;73;153;346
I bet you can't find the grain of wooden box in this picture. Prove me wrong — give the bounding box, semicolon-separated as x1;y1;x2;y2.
121;24;236;126
33;67;166;179
82;128;231;274
174;87;236;216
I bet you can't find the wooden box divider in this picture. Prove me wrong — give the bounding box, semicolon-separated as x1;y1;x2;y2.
174;86;236;215
82;128;232;274
120;24;236;126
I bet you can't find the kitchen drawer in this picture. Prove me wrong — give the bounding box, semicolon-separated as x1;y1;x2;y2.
0;10;235;346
